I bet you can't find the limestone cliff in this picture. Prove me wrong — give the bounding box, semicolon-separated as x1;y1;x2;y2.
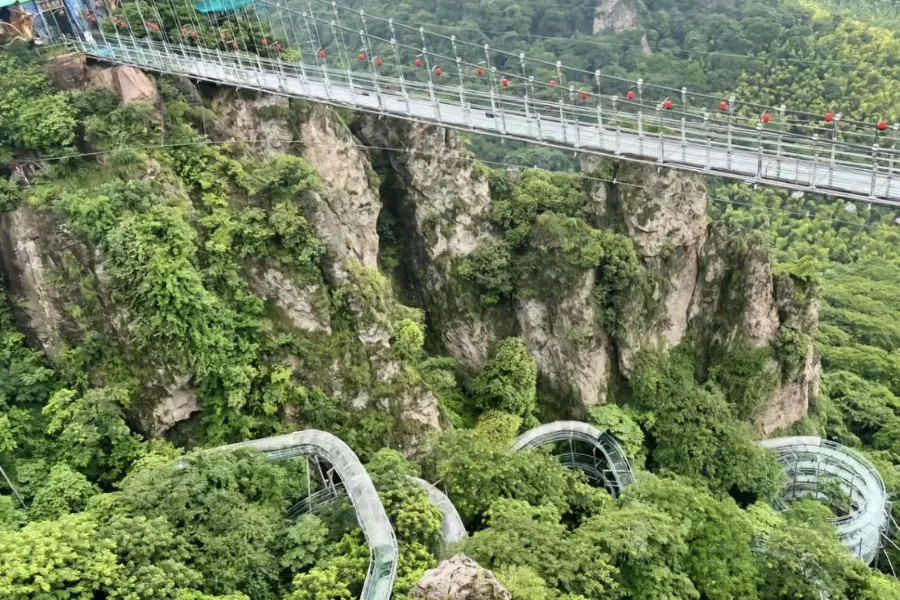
615;162;708;376
2;56;818;441
357;117;498;369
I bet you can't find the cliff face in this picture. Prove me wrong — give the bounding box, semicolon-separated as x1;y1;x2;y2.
1;57;819;441
357;117;498;369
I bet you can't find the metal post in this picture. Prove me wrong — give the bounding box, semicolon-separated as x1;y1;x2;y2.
302;11;330;99
612;96;621;155
571;85;580;148
777;104;786;180
594;69;603;132
829;113;840;187
519;53;530;121
679;87;688;162
703;110;711;172
871;143;880;199
727;94;735;171
888;124;898;199
419;27;440;121
557;61;566;144
811;133;819;188
493;68;508;134
358;10;383;111
329;20;355;102
756;123;764;180
531;76;543;141
330;2;354;95
657;105;663;164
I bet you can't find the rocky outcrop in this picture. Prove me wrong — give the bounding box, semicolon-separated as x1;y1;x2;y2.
593;0;639;34
616;163;708;375
211;92;295;155
0;206;82;358
40;53;159;106
247;267;331;334
298;106;380;285
411;555;512;600
142;375;200;437
517;271;613;409
40;52;87;90
357;117;497;369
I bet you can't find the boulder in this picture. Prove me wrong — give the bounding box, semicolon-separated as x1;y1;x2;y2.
411;555;512;600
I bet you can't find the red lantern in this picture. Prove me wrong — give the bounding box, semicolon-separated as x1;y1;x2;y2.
626;90;635;100
191;32;198;39
824;112;833;123
549;79;556;87
375;57;383;67
358;52;365;61
580;91;588;101
415;58;422;67
434;67;442;76
663;99;673;110
500;77;509;87
719;100;728;111
232;41;239;50
761;112;771;124
262;39;268;46
476;67;484;76
878;120;888;131
119;22;127;29
276;44;283;52
318;49;326;58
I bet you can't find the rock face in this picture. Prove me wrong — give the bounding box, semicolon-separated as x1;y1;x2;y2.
517;271;613;409
411;555;512;600
40;53;87;90
358;117;497;369
298;106;381;285
213;92;295;155
0;206;80;358
144;375;200;437
247;267;331;334
593;0;639;33
39;53;159;106
616;163;708;375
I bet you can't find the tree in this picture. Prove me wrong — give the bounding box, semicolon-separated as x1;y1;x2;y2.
0;513;119;599
116;450;288;598
42;387;145;484
285;566;352;600
28;463;98;521
431;429;588;525
471;338;538;419
753;500;870;600
621;475;759;600
630;349;783;500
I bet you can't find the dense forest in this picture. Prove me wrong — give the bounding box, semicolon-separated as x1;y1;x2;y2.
5;0;900;599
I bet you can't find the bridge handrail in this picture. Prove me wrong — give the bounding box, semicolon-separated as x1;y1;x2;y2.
216;431;398;600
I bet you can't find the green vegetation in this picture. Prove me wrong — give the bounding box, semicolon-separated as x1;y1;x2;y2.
6;0;900;596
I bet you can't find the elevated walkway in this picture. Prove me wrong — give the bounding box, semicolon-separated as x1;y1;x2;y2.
760;436;889;564
216;430;397;600
74;35;900;206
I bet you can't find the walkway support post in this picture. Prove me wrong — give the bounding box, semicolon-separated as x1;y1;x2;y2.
872;143;880;199
595;70;603;132
557;61;567;144
811;133;820;188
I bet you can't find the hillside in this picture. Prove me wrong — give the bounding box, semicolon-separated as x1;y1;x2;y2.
3;0;900;598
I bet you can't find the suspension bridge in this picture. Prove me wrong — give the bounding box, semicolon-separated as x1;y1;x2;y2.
24;0;900;206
